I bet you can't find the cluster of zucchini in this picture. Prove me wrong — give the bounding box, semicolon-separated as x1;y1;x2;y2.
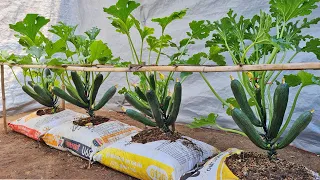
52;71;117;117
22;69;59;113
124;73;182;133
230;76;313;157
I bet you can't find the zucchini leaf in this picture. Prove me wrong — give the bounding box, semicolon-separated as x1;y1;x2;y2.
270;0;320;22
27;46;44;59
88;40;113;64
47;58;70;75
109;17;134;34
209;45;226;66
284;74;302;87
302;38;320;59
188;113;218;128
226;97;240;116
49;22;77;41
285;71;320;87
186;52;207;65
147;36;160;52
103;0;140;23
9;14;49;41
283;18;320;48
85;27;101;40
0;51;10;62
45;39;66;58
187;20;212;40
152;9;187;32
131;16;154;40
179;38;195;48
298;70;317;87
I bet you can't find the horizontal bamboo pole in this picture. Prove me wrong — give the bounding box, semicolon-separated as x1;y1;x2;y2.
1;62;320;72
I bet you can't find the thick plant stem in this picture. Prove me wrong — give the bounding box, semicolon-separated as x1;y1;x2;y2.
127;34;140;64
265;51;287;81
178;37;193;61
200;72;228;107
88;109;95;118
266;52;298;84
28;69;35;83
267;148;277;160
161;72;173;104
64;70;72;85
260;48;279;118
41;69;44;84
240;43;255;64
10;67;22;86
216;124;247;136
126;72;131;91
140;41;144;63
241;72;263;119
224;40;238;64
102;72;111;82
267;84;273;122
147;50;151;66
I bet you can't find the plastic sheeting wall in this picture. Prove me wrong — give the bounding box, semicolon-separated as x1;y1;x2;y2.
0;0;319;154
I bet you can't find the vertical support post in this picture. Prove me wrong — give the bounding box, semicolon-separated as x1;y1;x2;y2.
1;65;7;133
61;84;65;110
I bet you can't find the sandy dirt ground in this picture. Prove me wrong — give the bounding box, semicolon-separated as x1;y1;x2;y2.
0;104;319;179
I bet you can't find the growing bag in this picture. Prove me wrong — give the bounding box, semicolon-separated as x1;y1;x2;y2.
8;109;85;140
93;134;219;180
42;120;140;160
181;148;240;180
182;148;320;180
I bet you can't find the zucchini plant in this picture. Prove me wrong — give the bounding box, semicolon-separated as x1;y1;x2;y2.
49;22;119;117
230;75;316;157
124;81;182;133
104;0;198;130
183;0;320;157
8;14;120;116
7;14;63;113
52;71;117;117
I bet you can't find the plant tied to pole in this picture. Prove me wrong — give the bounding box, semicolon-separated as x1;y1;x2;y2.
104;0;196;131
7;14;61;113
124;79;182;133
48;23;119;118
229;75;316;158
7;14;120;116
185;0;320;157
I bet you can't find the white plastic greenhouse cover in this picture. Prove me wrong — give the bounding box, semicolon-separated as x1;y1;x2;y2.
0;0;319;154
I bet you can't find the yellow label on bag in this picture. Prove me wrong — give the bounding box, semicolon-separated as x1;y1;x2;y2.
23;112;39;122
217;155;239;180
42;133;59;147
97;147;175;180
217;148;241;180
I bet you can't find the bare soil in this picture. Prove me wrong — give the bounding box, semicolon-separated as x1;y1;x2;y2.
0;104;319;179
131;128;203;153
73;116;110;126
36;108;63;116
226;152;314;180
131;128;182;144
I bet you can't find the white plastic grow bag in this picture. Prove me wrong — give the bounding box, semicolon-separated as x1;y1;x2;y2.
42;120;140;160
8;109;86;140
93;134;219;180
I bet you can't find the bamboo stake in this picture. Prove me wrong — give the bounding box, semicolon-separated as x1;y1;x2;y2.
1;62;320;72
1;65;7;133
61;84;65;110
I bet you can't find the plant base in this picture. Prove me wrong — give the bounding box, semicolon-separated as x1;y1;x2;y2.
36;108;63;116
226;151;314;180
72;116;110;126
131;128;203;153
